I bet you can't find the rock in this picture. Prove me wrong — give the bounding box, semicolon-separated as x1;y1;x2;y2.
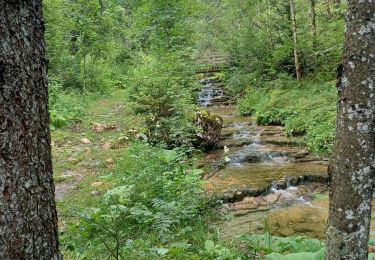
55;174;74;183
264;193;281;204
90;182;103;187
81;138;91;144
67;157;78;162
93;122;116;133
105;158;114;164
127;129;138;137
195;110;223;150
110;136;129;149
83;147;92;155
90;190;101;196
105;158;114;167
102;142;111;150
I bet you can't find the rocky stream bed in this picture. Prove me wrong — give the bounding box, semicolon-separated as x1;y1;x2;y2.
197;78;350;241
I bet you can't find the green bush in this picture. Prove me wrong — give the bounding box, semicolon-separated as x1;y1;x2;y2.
49;78;95;129
239;233;324;257
61;143;214;259
127;53;197;148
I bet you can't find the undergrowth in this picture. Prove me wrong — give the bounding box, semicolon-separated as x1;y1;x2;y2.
49;78;102;130
60;142;240;259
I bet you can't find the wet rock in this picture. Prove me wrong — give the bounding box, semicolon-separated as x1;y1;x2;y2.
217;140;253;149
269;203;328;239
260;135;301;146
215;174;328;203
264;193;281;204
195;110;223;150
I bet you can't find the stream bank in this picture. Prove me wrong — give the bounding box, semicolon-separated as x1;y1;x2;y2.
198;76;332;240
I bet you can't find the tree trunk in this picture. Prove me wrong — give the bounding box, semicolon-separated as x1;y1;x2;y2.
326;1;375;259
334;0;341;8
0;1;60;259
98;0;105;14
310;0;317;51
326;0;332;17
290;0;301;81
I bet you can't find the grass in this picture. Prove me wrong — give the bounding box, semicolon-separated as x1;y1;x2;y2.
237;79;337;154
52;88;239;259
51;88;142;256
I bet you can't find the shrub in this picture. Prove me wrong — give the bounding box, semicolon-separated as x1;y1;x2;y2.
62;143;209;258
127;53;197;148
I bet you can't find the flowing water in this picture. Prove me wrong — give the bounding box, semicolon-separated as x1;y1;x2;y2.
198;78;332;239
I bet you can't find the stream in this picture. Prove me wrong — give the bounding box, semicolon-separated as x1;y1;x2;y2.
198;77;332;240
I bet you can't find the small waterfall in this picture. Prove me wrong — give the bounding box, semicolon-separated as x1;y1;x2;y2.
198;79;226;107
269;184;322;208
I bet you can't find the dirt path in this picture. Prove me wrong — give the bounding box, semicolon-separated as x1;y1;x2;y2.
52;89;138;202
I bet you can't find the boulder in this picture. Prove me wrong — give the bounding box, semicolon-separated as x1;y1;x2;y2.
195;110;223;150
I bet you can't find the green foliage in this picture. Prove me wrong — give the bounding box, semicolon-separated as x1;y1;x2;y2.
48;78;93;129
266;248;325;260
196;0;345;85
238;79;336;153
44;0;130;91
61;143;217;258
127;53;197;148
239;233;324;258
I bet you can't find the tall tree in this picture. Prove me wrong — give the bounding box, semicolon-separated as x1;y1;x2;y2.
290;0;301;81
326;0;332;17
310;0;317;51
0;1;60;258
326;0;375;259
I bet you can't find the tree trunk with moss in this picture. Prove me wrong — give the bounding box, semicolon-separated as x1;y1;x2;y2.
0;1;60;258
326;1;375;259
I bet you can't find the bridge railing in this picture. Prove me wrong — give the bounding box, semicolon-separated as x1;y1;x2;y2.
195;54;228;73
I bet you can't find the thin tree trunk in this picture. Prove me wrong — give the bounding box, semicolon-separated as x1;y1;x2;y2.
0;1;60;258
334;0;341;8
290;0;301;81
98;0;105;14
326;0;332;16
310;0;317;51
326;0;375;259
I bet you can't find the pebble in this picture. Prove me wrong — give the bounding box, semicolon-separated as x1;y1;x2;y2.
81;138;91;144
90;190;101;196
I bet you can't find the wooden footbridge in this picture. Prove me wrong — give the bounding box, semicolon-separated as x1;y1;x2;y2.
195;53;228;74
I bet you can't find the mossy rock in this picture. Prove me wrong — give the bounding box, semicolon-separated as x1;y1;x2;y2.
195;110;223;150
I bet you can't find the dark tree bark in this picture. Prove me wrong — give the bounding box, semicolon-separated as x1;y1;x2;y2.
326;1;375;259
290;0;301;81
0;1;60;259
